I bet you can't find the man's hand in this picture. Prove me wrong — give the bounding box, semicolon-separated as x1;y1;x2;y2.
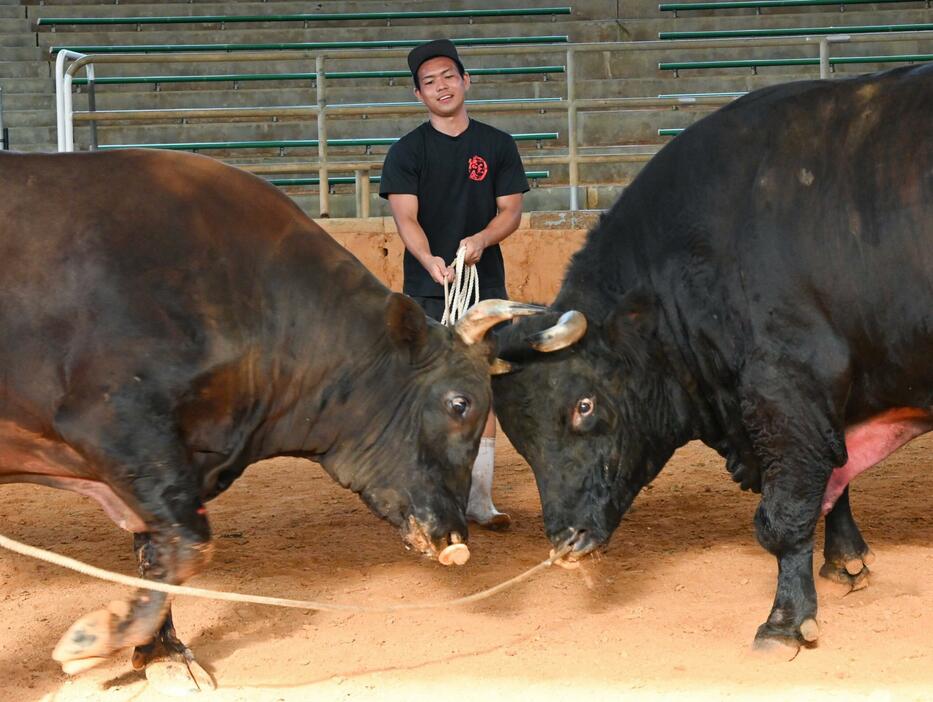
424;255;454;285
459;232;487;265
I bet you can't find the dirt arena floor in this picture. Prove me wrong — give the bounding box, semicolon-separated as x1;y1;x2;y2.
1;432;931;702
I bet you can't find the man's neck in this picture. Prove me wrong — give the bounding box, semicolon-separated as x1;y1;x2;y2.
428;110;470;137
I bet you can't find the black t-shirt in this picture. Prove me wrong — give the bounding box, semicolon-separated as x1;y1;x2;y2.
379;119;529;297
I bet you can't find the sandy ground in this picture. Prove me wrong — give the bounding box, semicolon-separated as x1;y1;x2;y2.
1;433;931;702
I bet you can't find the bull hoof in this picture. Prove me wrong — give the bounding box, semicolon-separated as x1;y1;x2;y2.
819;560;870;592
751;635;799;662
754;616;819;658
145;658;216;696
60;657;109;675
468;510;512;531
53;608;117;670
133;626;216;695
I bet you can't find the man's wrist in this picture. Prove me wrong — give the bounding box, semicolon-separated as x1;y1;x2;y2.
414;250;434;268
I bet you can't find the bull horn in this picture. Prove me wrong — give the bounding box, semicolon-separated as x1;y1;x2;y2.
454;299;546;346
528;310;587;352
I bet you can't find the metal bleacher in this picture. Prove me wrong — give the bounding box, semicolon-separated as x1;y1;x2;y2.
652;0;931;142
28;2;597;214
0;0;929;215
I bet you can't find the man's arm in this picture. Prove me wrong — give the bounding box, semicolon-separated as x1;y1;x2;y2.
387;193;453;285
459;193;524;265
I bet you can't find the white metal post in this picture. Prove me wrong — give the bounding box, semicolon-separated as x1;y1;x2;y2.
566;47;579;211
819;35;851;79
55;50;87;151
819;38;831;78
316;55;329;217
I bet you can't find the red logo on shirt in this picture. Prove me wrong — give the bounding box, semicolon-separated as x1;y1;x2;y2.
468;155;488;182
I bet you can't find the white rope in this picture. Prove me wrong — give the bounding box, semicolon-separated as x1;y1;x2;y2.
0;533;572;614
441;245;480;326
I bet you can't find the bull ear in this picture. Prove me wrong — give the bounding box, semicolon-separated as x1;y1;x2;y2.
489;357;514;375
385;293;429;360
603;288;658;353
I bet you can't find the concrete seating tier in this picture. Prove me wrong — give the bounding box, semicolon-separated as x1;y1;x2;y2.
1;0;929;214
36;7;573;28
659;0;924;13
660;20;933;38
47;35;573;57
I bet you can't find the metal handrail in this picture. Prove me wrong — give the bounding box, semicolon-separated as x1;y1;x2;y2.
661;51;933;70
70;65;565;87
55;33;933;213
37;7;572;27
659;0;920;11
661;22;933;39
71;96;735;123
269;170;551;187
49;36;570;57
96;132;560;152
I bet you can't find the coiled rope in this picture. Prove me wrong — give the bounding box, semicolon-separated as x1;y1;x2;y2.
0;533;573;614
440;246;479;326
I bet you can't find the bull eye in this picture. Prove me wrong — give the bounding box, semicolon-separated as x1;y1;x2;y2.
576;397;595;417
447;395;471;419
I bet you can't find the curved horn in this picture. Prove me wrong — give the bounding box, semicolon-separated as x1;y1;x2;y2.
454;299;546;346
527;310;587;352
488;357;513;375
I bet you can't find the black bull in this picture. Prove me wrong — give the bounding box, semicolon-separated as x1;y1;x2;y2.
0;149;539;682
493;65;933;651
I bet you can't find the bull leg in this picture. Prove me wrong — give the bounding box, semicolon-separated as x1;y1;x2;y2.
738;339;853;652
51;390;213;677
820;487;872;591
51;520;211;673
753;459;829;652
130;534;216;694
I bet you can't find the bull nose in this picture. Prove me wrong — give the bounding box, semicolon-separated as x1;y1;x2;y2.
568;529;599;558
549;528;599;568
402;516;470;565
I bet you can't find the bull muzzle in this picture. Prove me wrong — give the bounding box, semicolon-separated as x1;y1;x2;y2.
402;515;470;567
548;528;601;569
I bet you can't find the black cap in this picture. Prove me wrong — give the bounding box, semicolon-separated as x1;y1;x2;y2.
407;39;464;82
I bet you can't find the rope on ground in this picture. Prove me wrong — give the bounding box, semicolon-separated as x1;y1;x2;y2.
441;245;479;326
0;533;573;614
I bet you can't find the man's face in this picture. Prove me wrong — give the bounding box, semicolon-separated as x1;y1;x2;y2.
415;56;470;118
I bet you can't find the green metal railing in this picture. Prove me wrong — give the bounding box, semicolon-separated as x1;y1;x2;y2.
660;22;933;39
269;170;550;187
37;8;572;28
659;0;921;11
50;36;570;56
97;132;559;152
660;52;933;70
71;65;565;87
658;128;685;136
57;37;929;214
658;91;747;97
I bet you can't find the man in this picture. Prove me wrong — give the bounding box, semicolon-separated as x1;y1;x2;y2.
380;38;529;530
